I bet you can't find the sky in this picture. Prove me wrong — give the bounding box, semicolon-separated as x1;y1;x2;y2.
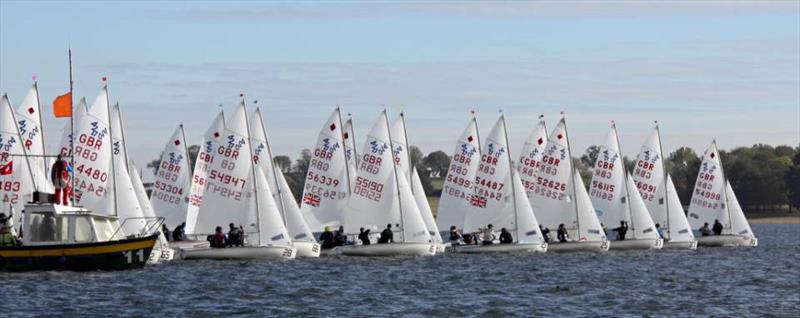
1;1;798;181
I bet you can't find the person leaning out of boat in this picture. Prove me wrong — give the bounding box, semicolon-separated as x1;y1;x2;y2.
227;223;244;247
333;225;347;246
319;226;335;249
50;154;72;206
613;221;629;240
209;226;226;248
378;224;393;244
540;225;551;243
481;224;495;245
172;222;186;241
655;223;665;240
0;213;19;246
449;226;463;245
557;224;569;243
161;224;172;242
499;228;513;244
712;219;724;236
358;227;371;245
699;222;712;236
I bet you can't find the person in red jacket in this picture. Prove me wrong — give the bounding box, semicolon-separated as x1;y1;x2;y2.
50;155;71;205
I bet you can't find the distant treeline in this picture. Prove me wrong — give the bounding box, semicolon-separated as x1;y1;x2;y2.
150;144;800;216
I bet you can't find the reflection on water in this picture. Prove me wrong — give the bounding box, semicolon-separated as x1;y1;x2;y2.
1;224;798;317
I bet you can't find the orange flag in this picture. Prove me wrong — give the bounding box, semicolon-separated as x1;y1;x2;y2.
53;92;72;118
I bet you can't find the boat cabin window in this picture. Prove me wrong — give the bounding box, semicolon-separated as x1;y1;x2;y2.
74;216;94;242
95;219;122;241
29;213;68;243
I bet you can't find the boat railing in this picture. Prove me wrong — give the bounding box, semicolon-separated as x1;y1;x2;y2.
112;216;165;239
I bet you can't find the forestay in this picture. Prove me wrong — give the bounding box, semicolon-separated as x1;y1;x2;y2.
185;111;225;234
687;141;729;233
300;108;350;232
435;117;480;232
150;125;191;228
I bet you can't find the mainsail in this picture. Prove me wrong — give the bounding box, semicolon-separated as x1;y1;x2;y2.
185;111;225;234
69;87;115;215
517;119;548;200
466;116;513;232
0;95;34;218
150;125;191;228
15;83;51;192
435;117;481;232
342;117;358;192
687;141;729;233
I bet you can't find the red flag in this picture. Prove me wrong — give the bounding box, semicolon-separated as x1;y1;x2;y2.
0;161;12;175
53;92;72;118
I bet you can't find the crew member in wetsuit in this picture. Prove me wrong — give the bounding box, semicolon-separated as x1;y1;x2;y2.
378;224;393;244
209;226;226;248
333;225;347;246
227;223;243;247
540;225;551;243
172;222;186;241
712;219;723;235
613;221;629;240
700;222;712;236
449;226;463;245
319;226;335;249
499;228;513;244
358;227;371;245
557;224;569;243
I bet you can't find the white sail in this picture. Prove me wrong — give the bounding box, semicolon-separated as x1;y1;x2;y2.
130;162;171;257
344;111;398;234
193;103;252;235
573;170;607;242
0;95;34;218
150;125;191;228
15;83;51;192
625;173;660;239
511;168;545;244
517;119;548;200
411;166;443;243
251;167;292;247
300;108;351;231
390;114;412;181
396;169;432;243
70;87;114;215
58;98;87;159
589;126;629;228
665;175;695;242
343;117;358;191
436;117;481;232
185;111;225;234
631;127;669;234
275;169;315;242
530;118;575;231
725;181;755;238
110;103;146;235
687;141;729;232
465;116;513;232
249;108;279;201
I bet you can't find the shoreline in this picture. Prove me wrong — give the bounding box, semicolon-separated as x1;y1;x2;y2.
748;216;800;224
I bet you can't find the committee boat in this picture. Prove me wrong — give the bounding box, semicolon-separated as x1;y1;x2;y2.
529;116;609;252
632;125;696;249
336;110;434;256
590;123;663;250
688;141;757;247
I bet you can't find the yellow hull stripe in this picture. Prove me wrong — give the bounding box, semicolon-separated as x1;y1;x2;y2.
0;239;156;258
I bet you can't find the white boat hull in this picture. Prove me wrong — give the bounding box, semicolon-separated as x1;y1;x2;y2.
180;246;297;260
697;235;757;247
434;242;449;254
449;242;548;254
663;240;698;250
609;238;663;250
333;243;435;256
547;240;610;252
170;240;210;250
294;241;321;258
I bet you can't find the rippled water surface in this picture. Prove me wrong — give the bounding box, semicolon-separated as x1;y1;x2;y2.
2;224;798;317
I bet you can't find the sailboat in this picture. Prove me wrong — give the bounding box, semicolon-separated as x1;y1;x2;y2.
185;110;225;236
454;115;547;253
589;123;663;250
390;113;445;253
109;103;149;237
250;107;319;257
436;116;482;238
530;116;609;252
1;94;36;226
338;110;434;256
631;125;696;249
15;82;52;194
181;101;296;259
687;141;757;247
150;124;191;230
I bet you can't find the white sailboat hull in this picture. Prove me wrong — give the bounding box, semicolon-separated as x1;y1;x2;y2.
294;241;321;258
148;247;176;264
434;242;449;254
170;240;211;250
608;238;663;250
449;243;548;254
663;240;698;250
333;243;435;256
547;240;610;252
180;246;297;260
697;235;757;247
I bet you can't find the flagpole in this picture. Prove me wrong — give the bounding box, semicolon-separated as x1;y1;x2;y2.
68;47;75;205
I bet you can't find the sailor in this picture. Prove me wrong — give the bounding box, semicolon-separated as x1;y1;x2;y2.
161;224;172;242
655;223;666;239
449;226;463;245
540;225;551;243
50;154;72;206
172;222;186;241
378;224;393;244
227;223;243;247
0;213;18;246
557;224;569;243
358;227;371;245
333;225;347;246
613;221;629;240
499;228;513;244
319;226;335;249
712;219;724;236
209;226;226;248
481;224;495;245
700;222;712;236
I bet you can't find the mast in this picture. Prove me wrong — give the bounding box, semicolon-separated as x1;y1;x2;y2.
241;97;262;246
104;84;118;216
473;110;482;157
383;109;405;242
714;139;734;234
500;114;519;242
254;105;287;227
68;48;75;205
613;121;636;238
655;122;671;238
337;107;352;195
561;114;581;234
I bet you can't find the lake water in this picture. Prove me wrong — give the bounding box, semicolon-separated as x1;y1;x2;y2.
1;224;798;317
